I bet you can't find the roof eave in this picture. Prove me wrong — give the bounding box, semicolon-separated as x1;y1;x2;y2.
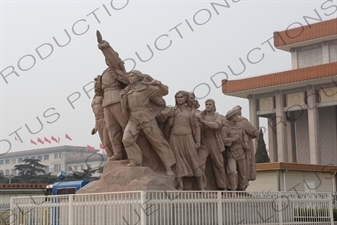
222;75;337;98
275;34;337;52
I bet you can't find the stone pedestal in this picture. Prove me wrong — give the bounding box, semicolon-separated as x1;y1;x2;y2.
77;160;176;194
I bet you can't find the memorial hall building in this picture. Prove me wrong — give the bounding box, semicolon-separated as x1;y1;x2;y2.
222;18;337;192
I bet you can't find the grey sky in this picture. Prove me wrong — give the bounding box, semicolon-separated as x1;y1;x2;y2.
1;0;336;154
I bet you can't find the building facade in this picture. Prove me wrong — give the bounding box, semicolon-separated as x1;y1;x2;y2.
222;18;337;165
0;146;106;177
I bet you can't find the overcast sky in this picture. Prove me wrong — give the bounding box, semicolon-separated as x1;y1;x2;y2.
1;0;336;155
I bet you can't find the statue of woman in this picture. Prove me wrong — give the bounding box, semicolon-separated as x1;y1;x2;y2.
167;91;206;190
120;70;176;176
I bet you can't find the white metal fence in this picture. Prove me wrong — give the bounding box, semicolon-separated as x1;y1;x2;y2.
8;191;334;225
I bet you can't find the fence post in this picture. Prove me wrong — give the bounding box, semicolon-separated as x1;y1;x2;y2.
140;191;146;225
68;195;73;225
9;197;14;225
329;193;334;225
278;194;283;225
217;191;223;225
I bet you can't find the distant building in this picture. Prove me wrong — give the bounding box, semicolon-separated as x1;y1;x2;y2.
222;18;337;165
0;146;106;177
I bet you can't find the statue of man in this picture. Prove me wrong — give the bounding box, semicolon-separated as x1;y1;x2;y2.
232;105;259;186
96;31;130;160
223;108;250;191
120;70;176;176
197;99;227;190
91;75;114;159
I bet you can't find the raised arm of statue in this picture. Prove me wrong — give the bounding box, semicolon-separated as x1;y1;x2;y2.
96;30;126;72
197;114;221;130
142;79;169;97
96;30;103;44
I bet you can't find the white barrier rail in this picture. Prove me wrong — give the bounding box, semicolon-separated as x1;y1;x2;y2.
8;191;334;225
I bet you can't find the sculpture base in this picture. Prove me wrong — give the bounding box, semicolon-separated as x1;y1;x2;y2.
77;160;176;194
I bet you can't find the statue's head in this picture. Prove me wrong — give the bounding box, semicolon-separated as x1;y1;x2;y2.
189;92;200;109
175;90;190;106
205;99;216;112
94;75;103;96
232;105;242;116
129;70;146;84
225;108;240;121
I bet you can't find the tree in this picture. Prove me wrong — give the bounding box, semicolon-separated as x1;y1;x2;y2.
64;166;99;181
97;165;104;174
15;158;46;176
0;171;8;183
255;128;270;163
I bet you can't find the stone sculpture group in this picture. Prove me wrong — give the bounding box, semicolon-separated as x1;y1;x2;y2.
89;31;259;192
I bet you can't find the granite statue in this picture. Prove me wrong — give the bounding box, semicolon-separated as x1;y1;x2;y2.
83;31;259;193
120;70;176;176
167;91;206;190
222;108;250;191
96;31;129;161
197;99;227;190
91;75;114;159
233;105;259;187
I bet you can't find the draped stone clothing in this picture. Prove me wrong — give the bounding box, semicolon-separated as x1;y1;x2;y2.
168;107;204;180
120;83;176;168
237;116;259;181
223;123;249;190
91;95;113;157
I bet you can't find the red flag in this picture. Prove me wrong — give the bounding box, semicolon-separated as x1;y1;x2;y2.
99;143;104;149
51;136;58;143
14;136;18;142
37;138;44;144
30;139;37;145
65;134;72;141
87;145;95;151
44;137;51;144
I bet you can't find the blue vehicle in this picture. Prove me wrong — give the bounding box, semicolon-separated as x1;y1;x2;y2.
46;180;92;225
47;180;92;195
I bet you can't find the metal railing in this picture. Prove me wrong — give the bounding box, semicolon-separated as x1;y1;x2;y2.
8;191;334;225
0;204;10;212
